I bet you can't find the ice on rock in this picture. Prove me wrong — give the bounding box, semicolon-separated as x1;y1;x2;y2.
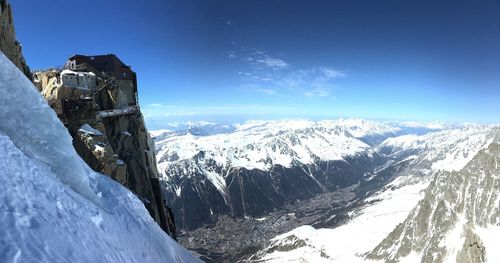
79;123;104;136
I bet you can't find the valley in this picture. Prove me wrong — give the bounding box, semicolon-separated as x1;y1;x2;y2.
152;120;497;262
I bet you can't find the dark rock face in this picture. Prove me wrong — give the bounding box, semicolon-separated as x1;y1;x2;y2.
100;112;176;237
163;153;384;230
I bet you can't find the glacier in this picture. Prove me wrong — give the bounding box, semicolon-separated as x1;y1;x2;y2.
0;53;201;262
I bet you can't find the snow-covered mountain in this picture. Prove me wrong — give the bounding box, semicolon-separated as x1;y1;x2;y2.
0;52;200;262
149;121;236;139
153;117;498;262
250;125;498;262
378;126;495;172
157;119;382;172
368;137;499;262
154;119;448;230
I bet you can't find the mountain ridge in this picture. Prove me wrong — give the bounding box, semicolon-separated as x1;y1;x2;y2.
249;125;498;262
367;130;500;262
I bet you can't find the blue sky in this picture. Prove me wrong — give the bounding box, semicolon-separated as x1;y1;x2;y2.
10;0;500;124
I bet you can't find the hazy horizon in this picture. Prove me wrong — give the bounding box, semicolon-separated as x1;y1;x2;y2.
143;115;498;132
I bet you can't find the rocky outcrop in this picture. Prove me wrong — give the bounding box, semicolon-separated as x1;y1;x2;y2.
33;57;177;239
367;132;500;262
457;227;486;263
75;123;128;185
0;0;30;78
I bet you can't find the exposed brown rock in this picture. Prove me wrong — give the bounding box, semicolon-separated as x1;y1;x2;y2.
457;226;486;263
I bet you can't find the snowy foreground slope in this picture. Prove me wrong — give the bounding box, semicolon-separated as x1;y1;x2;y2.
251;126;498;262
0;54;201;262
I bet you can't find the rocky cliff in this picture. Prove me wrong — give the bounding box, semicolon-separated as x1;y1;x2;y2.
0;0;29;77
32;61;177;239
367;131;500;262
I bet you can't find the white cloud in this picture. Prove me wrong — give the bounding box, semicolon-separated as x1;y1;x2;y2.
164;112;195;117
241;49;289;69
304;88;331;98
145;103;176;109
272;68;344;98
240;85;277;95
256;57;288;69
227;51;237;59
319;67;346;78
280;68;345;87
228;47;345;99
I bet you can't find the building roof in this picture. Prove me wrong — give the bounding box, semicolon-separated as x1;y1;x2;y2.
68;54;131;69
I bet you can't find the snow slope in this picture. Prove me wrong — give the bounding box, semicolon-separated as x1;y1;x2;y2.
0;53;201;262
317;118;401;138
256;176;430;263
253;126;496;262
378;127;495;172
